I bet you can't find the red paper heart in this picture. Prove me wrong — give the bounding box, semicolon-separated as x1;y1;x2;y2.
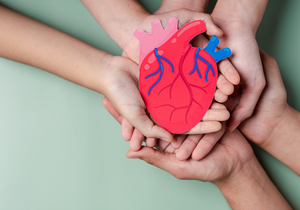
135;18;230;133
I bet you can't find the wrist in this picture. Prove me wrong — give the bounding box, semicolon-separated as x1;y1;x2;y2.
215;155;291;209
214;153;259;191
212;0;268;34
81;0;149;51
261;104;300;175
85;49;115;95
263;103;297;147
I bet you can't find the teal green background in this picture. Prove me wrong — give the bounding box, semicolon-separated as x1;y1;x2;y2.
0;0;299;209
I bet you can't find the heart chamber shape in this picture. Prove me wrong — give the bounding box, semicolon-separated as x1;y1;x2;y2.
135;18;231;133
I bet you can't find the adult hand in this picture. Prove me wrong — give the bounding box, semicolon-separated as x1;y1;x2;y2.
127;129;253;182
126;129;292;210
239;50;287;145
238;50;300;176
211;0;269;130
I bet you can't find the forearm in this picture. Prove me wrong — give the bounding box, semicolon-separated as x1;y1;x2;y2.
212;0;269;33
80;0;149;50
156;0;209;14
262;105;300;176
216;155;291;210
0;6;110;94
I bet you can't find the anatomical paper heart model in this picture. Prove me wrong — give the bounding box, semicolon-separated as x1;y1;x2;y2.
134;17;231;133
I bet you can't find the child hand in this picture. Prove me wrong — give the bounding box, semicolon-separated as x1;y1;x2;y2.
101;56;173;144
103;70;233;152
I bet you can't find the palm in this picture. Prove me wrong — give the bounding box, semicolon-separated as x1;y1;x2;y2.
102;57;146;119
127;129;253;182
211;10;266;129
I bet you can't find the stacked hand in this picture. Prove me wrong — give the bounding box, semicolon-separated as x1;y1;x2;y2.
1;1;297;209
81;0;297;208
99;8;240;154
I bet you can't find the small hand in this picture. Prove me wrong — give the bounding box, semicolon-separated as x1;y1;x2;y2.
103;69;233;152
103;98;229;151
102;56;173;144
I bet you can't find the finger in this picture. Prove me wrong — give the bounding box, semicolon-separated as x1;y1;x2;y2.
192;123;226;160
217;73;234;96
126;147;190;180
129;129;145;151
126;147;177;173
176;134;203;161
192;35;240;87
127;113;173;143
171;134;187;149
218;59;240;85
157;139;171;151
196;13;223;37
228;84;264;131
146;137;157;148
102;97;123;124
214;89;228;103
185;121;222;134
210;102;227;110
164;143;177;154
121;118;134;141
224;85;241;113
202;109;230;121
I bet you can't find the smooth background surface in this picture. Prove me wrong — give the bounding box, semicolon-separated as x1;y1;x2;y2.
0;0;299;209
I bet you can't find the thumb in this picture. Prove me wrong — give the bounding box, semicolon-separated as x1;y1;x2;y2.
195;13;223;37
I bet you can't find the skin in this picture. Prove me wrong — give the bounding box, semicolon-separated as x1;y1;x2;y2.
156;0;269;130
126;129;292;210
149;50;300;208
0;6;172;143
211;0;269;131
140;0;269;160
81;0;240;153
150;0;236;160
0;5;230;150
239;51;300;176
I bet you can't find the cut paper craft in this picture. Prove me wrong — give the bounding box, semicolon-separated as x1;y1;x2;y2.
134;17;231;133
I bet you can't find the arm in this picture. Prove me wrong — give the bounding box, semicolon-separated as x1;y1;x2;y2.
212;0;268;33
0;5;173;144
0;5;110;94
80;0;223;64
127;130;291;210
239;51;300;176
262;107;300;176
211;0;269;130
80;0;149;58
217;155;291;209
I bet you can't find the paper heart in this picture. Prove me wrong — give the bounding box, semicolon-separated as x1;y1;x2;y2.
135;17;231;133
